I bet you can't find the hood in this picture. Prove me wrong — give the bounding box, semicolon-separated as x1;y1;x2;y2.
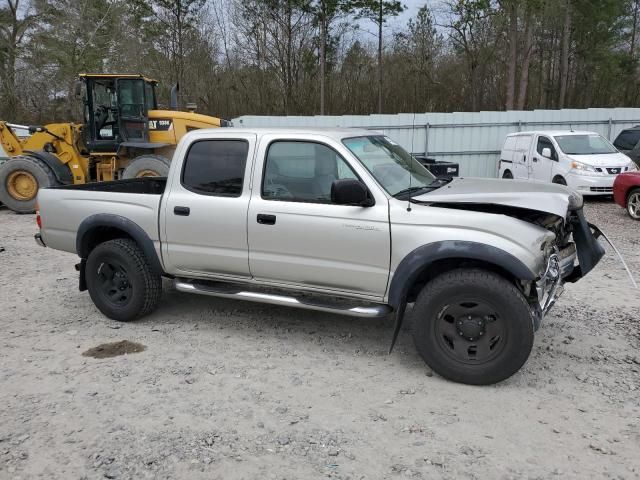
412;177;581;218
565;152;630;167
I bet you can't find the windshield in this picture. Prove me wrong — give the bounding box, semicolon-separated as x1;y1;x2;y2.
342;135;435;196
554;134;618;155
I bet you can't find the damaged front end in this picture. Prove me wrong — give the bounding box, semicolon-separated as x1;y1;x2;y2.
418;189;606;328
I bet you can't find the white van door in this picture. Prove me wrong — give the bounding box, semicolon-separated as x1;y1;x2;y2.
513;135;533;180
531;135;556;183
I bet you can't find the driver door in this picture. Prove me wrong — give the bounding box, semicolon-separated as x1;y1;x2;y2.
117;78;149;144
532;135;556;183
247;136;391;298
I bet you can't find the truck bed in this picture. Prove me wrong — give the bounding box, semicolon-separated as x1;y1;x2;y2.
51;177;167;195
38;178;165;256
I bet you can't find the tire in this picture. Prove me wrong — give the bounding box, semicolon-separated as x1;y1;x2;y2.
626;188;640;220
502;170;513;179
410;269;534;385
552;176;567;186
122;154;171;179
85;239;162;321
0;155;59;213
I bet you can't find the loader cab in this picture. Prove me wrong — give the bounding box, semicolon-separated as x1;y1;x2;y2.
80;74;158;153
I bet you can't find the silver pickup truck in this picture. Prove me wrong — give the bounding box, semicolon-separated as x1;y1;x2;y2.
35;128;605;385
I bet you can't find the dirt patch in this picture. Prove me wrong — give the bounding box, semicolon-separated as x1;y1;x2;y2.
82;340;146;358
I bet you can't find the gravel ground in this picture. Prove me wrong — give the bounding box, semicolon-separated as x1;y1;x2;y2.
1;199;639;479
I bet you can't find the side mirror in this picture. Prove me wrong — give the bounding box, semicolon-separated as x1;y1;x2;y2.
541;147;552;159
74;80;83;97
331;179;373;206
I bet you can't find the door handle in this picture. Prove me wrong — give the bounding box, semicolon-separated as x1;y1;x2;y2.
174;206;190;216
257;214;276;225
533;157;538;162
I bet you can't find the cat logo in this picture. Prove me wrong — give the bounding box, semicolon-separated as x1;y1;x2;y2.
149;119;173;131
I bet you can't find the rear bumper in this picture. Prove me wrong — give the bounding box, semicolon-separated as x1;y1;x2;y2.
34;233;46;247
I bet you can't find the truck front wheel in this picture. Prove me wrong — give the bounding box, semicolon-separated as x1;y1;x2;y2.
410;269;534;385
86;239;162;321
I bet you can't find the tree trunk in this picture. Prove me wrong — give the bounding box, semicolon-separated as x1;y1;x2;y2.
505;1;517;110
558;0;571;108
377;0;383;113
516;10;534;110
319;5;326;115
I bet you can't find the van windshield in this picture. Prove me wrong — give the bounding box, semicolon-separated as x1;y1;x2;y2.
342;135;436;197
554;134;618;155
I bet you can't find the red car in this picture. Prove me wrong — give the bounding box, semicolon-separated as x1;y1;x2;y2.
613;171;640;220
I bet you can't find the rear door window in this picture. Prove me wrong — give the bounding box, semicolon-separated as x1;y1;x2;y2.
181;140;249;197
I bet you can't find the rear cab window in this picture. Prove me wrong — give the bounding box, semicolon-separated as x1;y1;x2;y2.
181;140;249;196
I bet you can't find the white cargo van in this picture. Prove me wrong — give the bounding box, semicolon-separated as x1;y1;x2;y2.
498;130;636;195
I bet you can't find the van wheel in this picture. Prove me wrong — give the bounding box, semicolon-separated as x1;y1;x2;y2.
411;269;534;385
122;154;171;179
627;188;640;220
552;176;567;186
502;170;513;179
86;239;162;321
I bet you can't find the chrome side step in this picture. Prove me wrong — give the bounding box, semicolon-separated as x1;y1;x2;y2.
174;279;393;318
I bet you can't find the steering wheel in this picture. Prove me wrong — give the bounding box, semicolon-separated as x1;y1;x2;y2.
264;184;293;199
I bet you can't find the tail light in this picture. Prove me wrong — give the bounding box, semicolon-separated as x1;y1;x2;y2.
35;202;42;229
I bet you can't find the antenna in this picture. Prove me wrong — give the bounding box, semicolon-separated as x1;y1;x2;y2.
407;112;417;212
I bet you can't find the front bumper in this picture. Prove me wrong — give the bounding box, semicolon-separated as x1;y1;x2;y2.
536;244;576;318
566;173;615;195
34;233;46;248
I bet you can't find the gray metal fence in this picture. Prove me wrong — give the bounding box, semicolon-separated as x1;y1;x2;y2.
233;108;640;177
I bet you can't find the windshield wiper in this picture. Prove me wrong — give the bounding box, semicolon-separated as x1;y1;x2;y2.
393;186;433;198
393;177;454;199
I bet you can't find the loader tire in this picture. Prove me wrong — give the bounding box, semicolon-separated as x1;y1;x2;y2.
0;155;60;213
122;154;171;179
86;239;162;322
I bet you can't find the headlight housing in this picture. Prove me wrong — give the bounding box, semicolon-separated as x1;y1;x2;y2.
570;160;600;176
627;161;639;172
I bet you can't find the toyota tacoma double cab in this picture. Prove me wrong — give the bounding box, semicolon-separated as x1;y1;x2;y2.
35;128;605;384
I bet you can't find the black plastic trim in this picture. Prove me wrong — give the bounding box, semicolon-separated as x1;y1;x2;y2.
76;214;164;275
24;150;73;185
386;240;536;352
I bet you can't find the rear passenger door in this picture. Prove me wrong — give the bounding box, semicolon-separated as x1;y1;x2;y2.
247;136;391;298
162;133;256;279
513;134;533;180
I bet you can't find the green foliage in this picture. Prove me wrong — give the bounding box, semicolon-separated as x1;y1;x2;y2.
1;0;639;122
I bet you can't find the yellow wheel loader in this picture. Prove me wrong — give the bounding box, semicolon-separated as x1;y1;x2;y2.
0;74;229;213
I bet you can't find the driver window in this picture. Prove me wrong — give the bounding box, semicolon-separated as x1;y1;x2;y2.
536;136;556;160
262;141;358;203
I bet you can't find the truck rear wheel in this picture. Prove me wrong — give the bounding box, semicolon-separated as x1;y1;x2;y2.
410;269;534;385
122;154;171;179
0;155;59;213
86;239;162;321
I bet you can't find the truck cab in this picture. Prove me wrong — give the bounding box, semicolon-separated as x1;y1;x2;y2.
499;130;636;194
